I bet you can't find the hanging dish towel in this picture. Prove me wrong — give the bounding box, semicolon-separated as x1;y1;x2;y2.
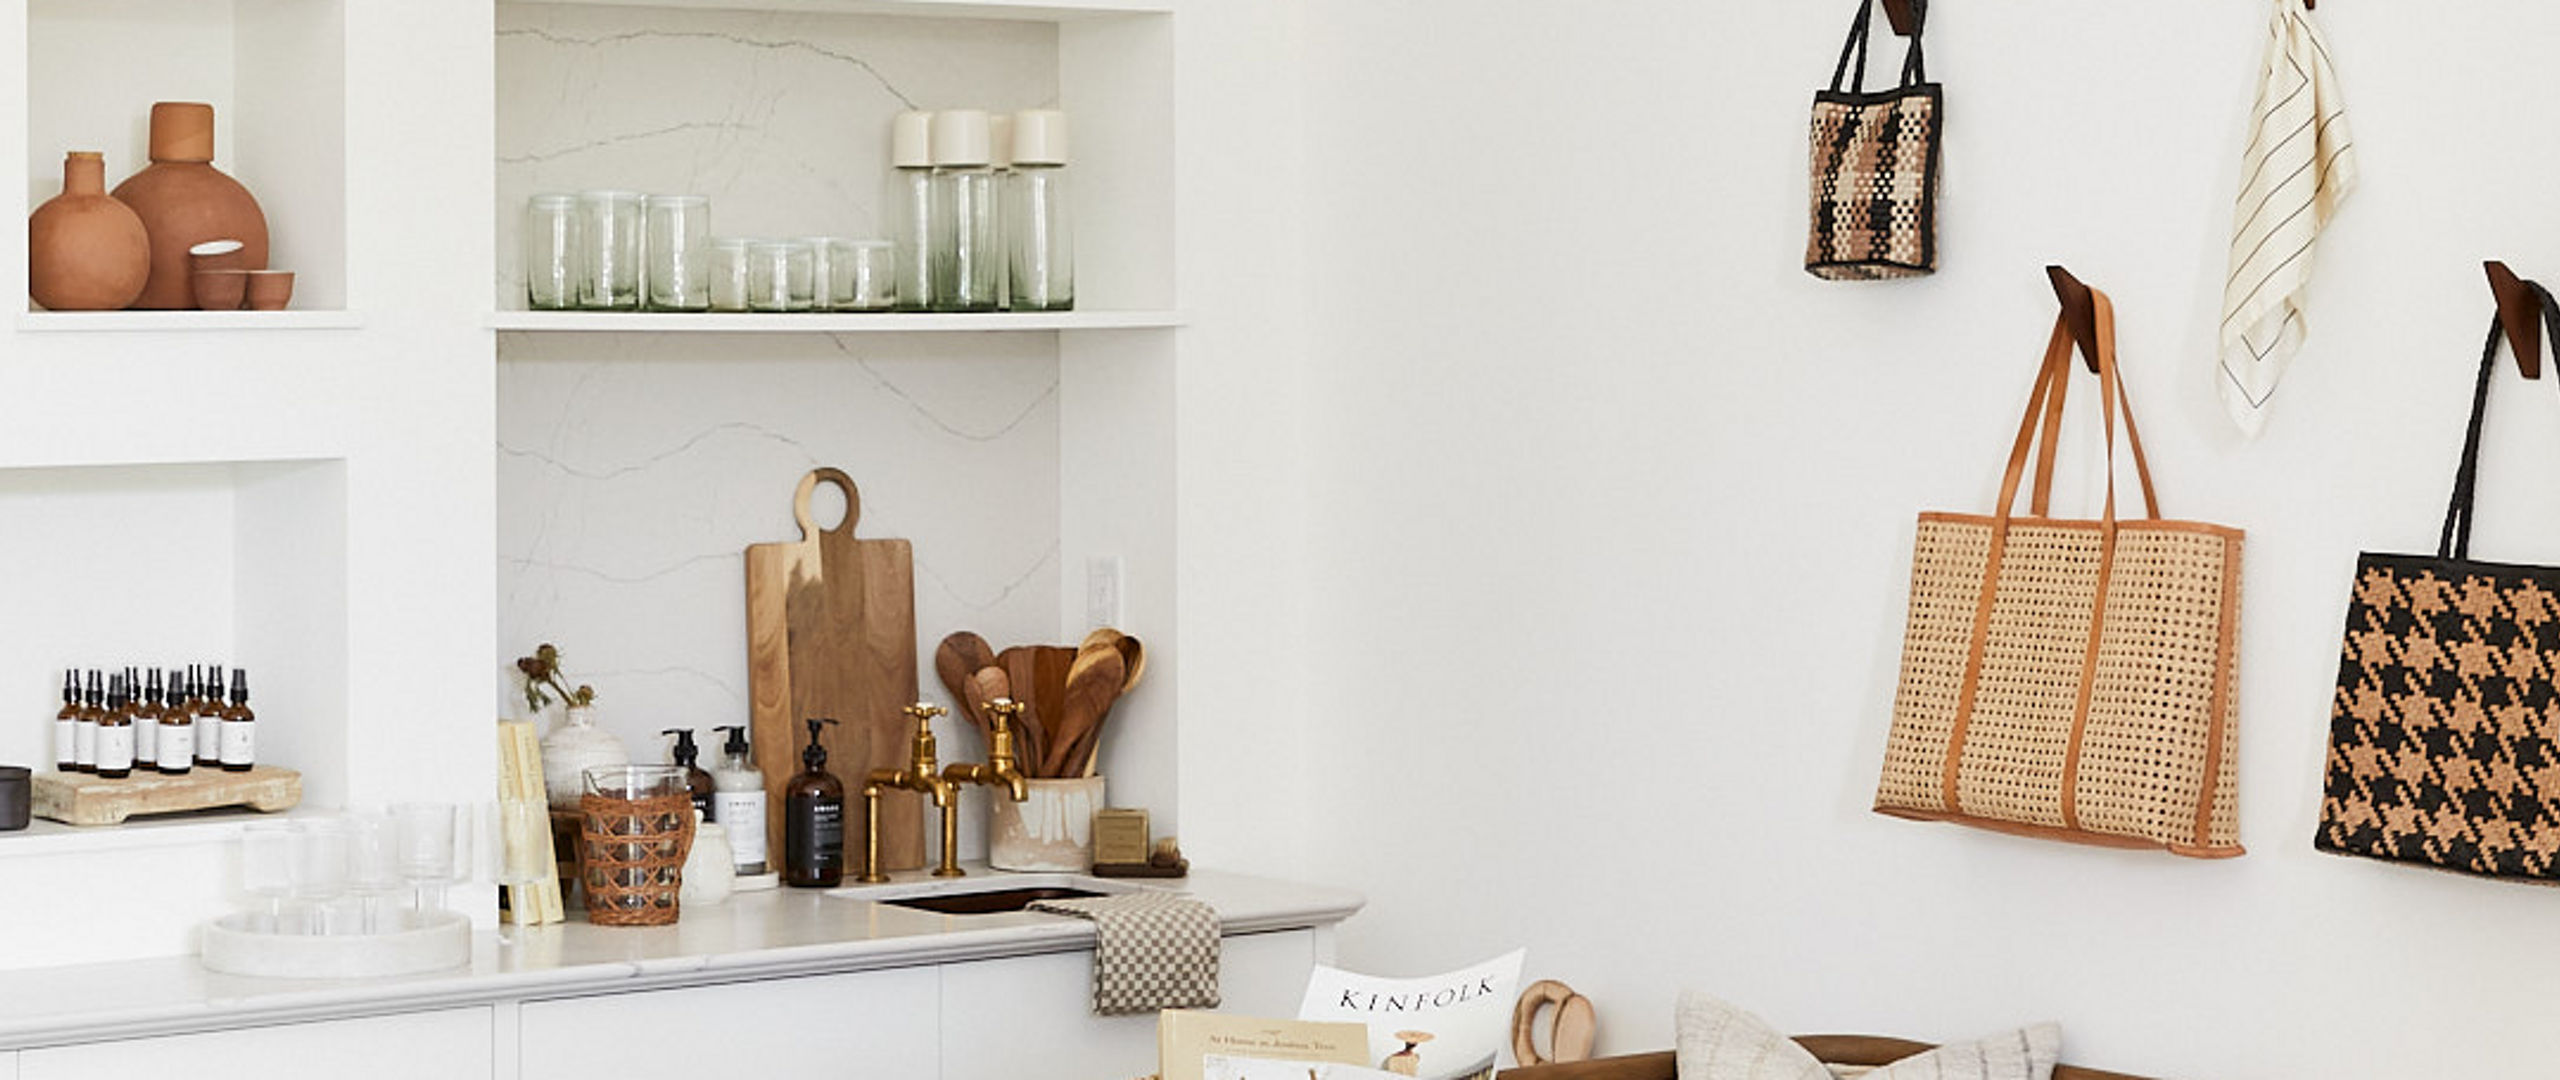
2218;0;2357;437
1027;890;1221;1015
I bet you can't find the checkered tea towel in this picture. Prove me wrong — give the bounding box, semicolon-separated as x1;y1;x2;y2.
1027;891;1221;1015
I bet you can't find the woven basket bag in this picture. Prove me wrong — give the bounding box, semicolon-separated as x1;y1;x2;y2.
2316;292;2560;882
1806;0;1942;280
1875;287;2245;857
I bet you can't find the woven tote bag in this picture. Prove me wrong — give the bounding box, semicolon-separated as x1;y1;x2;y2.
1806;0;1942;280
2316;295;2560;882
1875;288;2246;857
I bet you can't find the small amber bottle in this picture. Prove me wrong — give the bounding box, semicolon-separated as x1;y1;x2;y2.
74;669;103;774
133;668;163;771
53;669;79;772
191;664;221;768
784;717;845;888
219;669;255;773
96;674;134;780
157;668;194;775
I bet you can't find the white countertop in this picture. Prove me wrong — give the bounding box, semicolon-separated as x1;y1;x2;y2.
0;867;1363;1050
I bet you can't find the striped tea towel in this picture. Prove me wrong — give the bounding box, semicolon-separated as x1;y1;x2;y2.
1028;890;1221;1015
2218;0;2356;438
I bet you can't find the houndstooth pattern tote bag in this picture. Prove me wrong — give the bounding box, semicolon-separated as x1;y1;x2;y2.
1876;287;2246;857
2318;290;2560;882
1806;0;1942;280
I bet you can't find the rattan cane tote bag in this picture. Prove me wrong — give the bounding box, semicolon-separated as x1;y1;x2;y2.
1875;288;2246;857
2316;296;2560;882
1806;0;1942;280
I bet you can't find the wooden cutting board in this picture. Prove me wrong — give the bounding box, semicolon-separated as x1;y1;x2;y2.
746;468;923;872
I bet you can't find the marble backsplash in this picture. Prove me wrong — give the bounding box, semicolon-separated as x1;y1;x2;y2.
496;5;1067;802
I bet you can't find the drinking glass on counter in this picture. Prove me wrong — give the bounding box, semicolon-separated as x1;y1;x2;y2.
346;811;405;933
645;195;711;312
576;190;645;311
289;818;350;934
393;801;466;915
239;821;293;932
523;194;578;311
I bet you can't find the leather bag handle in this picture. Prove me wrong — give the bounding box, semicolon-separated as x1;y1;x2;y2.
2440;283;2560;561
1828;0;1928;96
1995;288;2162;525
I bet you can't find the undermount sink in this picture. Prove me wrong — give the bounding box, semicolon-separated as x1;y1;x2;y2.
831;872;1139;915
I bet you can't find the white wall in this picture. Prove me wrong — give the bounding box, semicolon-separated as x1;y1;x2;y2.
1216;1;2560;1075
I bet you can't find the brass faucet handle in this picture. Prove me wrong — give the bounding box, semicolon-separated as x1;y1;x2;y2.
903;701;948;728
982;697;1024;733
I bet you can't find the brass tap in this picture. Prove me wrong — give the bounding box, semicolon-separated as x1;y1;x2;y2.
936;698;1034;878
861;703;959;882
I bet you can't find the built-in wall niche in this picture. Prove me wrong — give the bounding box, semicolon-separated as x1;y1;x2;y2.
23;0;347;318
0;458;348;813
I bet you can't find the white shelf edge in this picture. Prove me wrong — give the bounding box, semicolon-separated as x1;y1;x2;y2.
489;309;1182;333
18;311;364;334
506;0;1173;20
0;812;273;860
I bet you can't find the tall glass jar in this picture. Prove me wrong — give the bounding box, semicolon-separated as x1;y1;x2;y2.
644;195;711;312
928;110;999;313
888;110;934;312
576;190;644;311
523;194;578;311
1006;110;1074;312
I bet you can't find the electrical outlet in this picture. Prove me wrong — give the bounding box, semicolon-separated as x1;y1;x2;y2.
1086;555;1124;629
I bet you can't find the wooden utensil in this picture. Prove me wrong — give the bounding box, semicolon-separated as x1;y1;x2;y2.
997;644;1078;776
1043;647;1125;779
936;631;998;738
1510;980;1597;1067
1079;628;1146;694
745;468;924;871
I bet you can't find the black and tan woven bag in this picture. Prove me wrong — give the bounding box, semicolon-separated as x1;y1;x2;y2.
1876;287;2246;857
2317;291;2560;882
1807;0;1942;280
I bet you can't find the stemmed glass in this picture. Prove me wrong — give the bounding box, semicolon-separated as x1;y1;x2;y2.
392;802;466;916
345;811;406;933
239;821;293;932
288;818;350;935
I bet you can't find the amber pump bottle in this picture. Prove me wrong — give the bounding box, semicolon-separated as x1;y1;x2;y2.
219;669;254;772
157;669;193;775
784;717;845;888
54;670;78;772
662;728;715;820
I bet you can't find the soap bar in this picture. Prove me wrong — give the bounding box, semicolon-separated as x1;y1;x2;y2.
1093;807;1150;867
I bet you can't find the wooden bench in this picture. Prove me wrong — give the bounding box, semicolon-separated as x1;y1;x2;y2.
1499;1035;2152;1080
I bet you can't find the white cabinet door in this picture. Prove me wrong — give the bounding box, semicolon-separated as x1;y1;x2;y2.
941;929;1318;1079
519;966;937;1080
22;1007;492;1080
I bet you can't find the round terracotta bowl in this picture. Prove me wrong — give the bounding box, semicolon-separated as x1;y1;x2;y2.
191;269;249;311
243;270;294;311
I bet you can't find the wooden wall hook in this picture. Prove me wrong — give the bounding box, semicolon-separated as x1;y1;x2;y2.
2485;261;2541;380
1881;0;1919;36
2045;264;2102;374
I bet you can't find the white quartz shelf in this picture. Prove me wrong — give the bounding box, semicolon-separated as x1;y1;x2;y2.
489;310;1182;333
18;311;362;333
0;867;1362;1050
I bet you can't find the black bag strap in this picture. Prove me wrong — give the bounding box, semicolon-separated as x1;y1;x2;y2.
2440;282;2560;561
1828;0;1928;96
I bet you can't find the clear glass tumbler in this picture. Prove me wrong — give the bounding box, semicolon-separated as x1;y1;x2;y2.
524;194;579;311
801;236;847;312
709;238;751;312
842;241;897;312
748;240;813;313
576;190;645;311
644;195;711;312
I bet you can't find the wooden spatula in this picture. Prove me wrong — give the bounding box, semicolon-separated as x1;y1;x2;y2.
936;631;998;738
1080;628;1146;694
1044;646;1125;779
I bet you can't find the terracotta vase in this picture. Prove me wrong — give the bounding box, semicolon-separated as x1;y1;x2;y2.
27;152;150;311
111;102;269;310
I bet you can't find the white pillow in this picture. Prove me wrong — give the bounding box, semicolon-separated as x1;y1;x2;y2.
1674;991;2059;1080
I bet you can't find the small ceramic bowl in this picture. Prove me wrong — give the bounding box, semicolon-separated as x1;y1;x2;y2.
188;238;248;274
244;270;295;311
192;269;249;311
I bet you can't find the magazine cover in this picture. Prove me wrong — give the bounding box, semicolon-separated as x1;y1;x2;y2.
1157;1010;1373;1080
1296;949;1525;1080
1203;1054;1407;1080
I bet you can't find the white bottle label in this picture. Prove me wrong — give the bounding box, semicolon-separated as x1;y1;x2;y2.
158;724;194;772
220;720;255;767
135;715;158;761
96;726;133;774
54;718;74;766
195;714;220;761
75;719;97;767
714;791;767;871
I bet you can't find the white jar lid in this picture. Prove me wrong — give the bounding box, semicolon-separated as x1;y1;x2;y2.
891;110;933;169
930;109;991;167
988;112;1016;170
1012;109;1068;166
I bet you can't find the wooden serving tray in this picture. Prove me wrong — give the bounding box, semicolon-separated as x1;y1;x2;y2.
32;765;300;826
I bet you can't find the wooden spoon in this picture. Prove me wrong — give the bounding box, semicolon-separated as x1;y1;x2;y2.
1080;628;1146;694
1044;646;1125;779
936;632;999;736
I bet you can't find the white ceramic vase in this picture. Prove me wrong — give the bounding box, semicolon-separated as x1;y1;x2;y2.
681;814;736;906
988;775;1104;872
539;704;628;810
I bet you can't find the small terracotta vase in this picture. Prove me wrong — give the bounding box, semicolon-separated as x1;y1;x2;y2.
27;151;150;311
112;103;269;310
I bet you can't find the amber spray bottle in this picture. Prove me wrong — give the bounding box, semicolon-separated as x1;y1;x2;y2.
784;717;845;888
96;673;133;779
133;668;162;771
157;668;194;775
74;669;102;774
54;670;78;772
220;669;254;772
191;664;220;768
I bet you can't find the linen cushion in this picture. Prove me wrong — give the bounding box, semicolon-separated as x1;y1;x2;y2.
1674;991;2059;1080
